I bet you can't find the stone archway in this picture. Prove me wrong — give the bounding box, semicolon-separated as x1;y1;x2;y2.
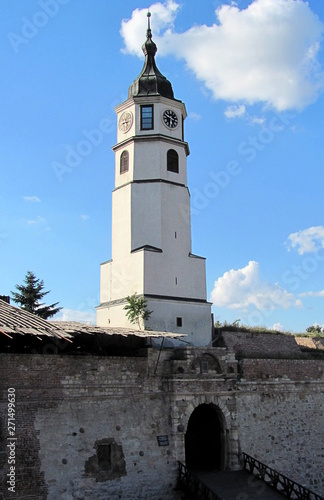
185;403;226;471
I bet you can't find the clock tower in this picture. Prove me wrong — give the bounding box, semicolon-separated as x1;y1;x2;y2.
96;14;212;346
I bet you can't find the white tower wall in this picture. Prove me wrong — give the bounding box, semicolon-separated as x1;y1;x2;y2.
97;26;212;345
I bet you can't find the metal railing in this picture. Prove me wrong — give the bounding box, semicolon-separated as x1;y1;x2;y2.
243;453;323;500
176;461;224;500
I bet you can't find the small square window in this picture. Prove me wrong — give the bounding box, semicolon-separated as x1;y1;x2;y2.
141;105;153;130
176;317;182;327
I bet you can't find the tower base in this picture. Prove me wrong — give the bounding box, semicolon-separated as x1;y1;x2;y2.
96;295;212;347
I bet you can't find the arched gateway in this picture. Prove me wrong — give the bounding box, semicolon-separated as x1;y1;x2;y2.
185;404;226;471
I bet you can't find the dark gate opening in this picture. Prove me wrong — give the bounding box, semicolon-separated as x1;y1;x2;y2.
185;404;223;471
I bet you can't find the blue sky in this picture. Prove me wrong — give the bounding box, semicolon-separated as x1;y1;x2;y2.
1;0;324;333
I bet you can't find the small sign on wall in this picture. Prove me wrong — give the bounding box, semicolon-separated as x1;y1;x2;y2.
157;435;169;446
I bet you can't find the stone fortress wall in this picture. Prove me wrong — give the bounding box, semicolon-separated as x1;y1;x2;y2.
0;331;323;499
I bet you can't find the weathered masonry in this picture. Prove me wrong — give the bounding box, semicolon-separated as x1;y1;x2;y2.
0;328;323;499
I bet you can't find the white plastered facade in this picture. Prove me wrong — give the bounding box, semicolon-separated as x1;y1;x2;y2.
96;94;212;346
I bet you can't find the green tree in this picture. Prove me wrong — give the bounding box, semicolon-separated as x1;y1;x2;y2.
306;324;323;334
123;293;152;329
11;271;62;319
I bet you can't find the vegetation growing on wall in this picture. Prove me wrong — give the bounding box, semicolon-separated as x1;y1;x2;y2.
305;324;324;336
214;320;288;336
123;293;152;330
214;319;324;338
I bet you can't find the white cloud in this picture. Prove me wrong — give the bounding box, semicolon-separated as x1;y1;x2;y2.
299;290;324;298
24;215;50;231
188;111;202;122
120;0;180;57
210;260;300;310
26;215;45;225
249;116;266;126
23;196;41;203
224;104;246;119
272;322;284;331
121;0;324;111
224;106;269;125
286;226;324;254
81;214;90;220
56;308;96;324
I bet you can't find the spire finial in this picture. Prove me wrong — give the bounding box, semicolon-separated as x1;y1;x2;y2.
128;10;174;99
147;11;152;39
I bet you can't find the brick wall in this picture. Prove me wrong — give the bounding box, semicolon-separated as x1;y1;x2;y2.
0;353;180;500
221;331;305;357
1;349;323;498
241;358;324;380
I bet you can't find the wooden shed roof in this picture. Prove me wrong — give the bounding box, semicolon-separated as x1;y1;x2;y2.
0;299;185;340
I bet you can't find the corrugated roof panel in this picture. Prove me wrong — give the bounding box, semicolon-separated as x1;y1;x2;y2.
0;300;186;340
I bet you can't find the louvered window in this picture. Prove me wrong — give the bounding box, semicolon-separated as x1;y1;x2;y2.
120;150;129;174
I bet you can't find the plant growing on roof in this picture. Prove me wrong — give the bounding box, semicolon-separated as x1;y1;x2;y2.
123;293;152;330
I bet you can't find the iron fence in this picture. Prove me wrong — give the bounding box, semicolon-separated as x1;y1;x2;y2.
243;453;323;500
176;461;224;500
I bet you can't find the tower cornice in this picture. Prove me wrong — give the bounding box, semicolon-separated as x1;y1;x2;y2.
115;95;187;119
112;133;190;156
113;178;189;193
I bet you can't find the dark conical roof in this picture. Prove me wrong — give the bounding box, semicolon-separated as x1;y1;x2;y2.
128;12;174;100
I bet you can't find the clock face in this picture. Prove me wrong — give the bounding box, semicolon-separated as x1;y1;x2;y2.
163;109;178;129
119;111;133;133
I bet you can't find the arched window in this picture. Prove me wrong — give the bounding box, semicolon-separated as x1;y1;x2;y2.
167;149;179;173
120;150;129;174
